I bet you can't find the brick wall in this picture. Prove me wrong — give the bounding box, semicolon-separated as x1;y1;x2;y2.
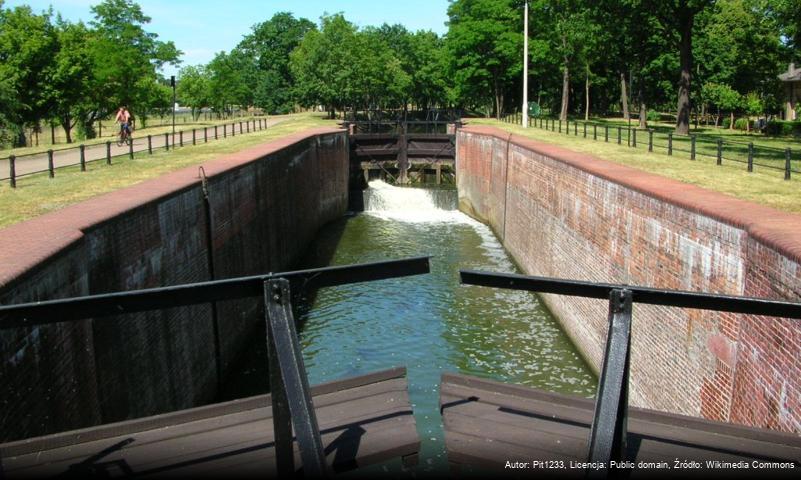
0;128;349;441
456;125;801;433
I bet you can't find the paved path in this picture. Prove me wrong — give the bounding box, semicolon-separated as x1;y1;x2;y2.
1;117;288;182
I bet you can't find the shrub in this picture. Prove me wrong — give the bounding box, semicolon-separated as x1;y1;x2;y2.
764;120;801;137
722;117;731;129
646;110;661;122
733;118;750;130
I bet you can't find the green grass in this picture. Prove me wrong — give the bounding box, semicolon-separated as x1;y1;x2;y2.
473;117;801;214
0;114;290;158
0;113;339;229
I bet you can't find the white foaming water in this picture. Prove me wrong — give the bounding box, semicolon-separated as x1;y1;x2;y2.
364;180;516;272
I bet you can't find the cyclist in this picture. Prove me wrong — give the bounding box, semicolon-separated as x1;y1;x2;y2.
115;106;132;142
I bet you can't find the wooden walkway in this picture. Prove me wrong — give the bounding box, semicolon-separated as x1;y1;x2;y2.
1;367;419;478
440;373;801;476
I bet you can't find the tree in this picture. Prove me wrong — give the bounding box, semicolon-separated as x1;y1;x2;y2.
701;82;741;127
177;65;211;120
235;12;315;114
0;4;57;146
445;0;523;119
653;0;715;135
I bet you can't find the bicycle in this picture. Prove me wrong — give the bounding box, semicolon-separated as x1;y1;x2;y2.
117;125;133;147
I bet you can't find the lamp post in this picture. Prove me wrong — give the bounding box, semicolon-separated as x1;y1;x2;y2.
171;75;176;136
522;0;529;128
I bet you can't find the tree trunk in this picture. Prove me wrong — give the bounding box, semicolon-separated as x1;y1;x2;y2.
585;65;590;121
494;77;503;120
639;102;647;129
675;11;694;135
61;115;73;144
51;122;56;144
560;62;569;121
620;72;630;120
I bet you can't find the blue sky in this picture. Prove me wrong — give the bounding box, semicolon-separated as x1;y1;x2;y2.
5;0;451;76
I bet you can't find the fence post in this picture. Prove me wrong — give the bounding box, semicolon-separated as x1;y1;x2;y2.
232;122;236;137
193;128;196;145
165;132;170;151
224;124;227;138
691;135;696;160
574;121;578;136
668;133;673;155
48;149;55;177
148;135;152;154
215;125;218;139
129;139;134;159
179;130;184;147
559;120;562;133
204;127;208;143
80;144;86;172
747;142;753;172
604;125;608;142
247;120;250;133
584;123;587;138
617;127;622;144
716;139;722;165
786;148;792;180
632;129;637;148
627;127;631;147
106;142;111;165
648;129;653;152
8;155;15;188
593;124;597;140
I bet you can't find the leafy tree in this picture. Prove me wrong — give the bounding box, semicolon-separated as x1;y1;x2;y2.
445;0;523;119
235;12;315;114
701;82;741;127
177;65;211;120
0;4;57;146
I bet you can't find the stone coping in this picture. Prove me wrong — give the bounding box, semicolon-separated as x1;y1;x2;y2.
460;125;801;265
0;127;345;290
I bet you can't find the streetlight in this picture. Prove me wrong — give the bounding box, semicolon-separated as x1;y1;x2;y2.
171;75;176;136
522;0;529;128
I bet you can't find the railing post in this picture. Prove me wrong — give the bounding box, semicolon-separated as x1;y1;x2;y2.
747;142;753;172
691;135;696;160
246;120;250;133
264;278;328;478
214;125;218;140
204;127;208;143
223;124;227;138
79;144;86;172
668;133;673;155
583;122;587;138
593;124;597;140
617;127;621;145
648;129;653;152
9;155;16;188
632;128;637;148
148;135;152;154
717;139;723;165
105;142;111;165
604;125;609;142
192;128;196;145
231;122;235;137
179;130;183;147
574;121;578;136
48;149;55;177
129;139;134;159
558;119;562;133
587;288;632;476
627;127;631;147
786;148;792;180
165;132;170;151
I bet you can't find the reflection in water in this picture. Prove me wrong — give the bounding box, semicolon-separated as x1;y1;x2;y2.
220;181;596;475
293;181;596;475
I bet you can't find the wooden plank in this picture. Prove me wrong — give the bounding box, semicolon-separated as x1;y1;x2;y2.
2;369;418;477
2;367;407;457
440;373;801;470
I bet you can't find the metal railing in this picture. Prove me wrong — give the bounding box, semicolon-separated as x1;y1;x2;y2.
459;269;801;478
1;118;272;187
502;114;801;180
0;256;430;477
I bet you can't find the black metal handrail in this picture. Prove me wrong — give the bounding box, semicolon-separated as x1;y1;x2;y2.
1;256;431;478
460;269;801;478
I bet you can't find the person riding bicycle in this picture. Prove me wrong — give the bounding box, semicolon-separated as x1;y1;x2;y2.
115;106;132;138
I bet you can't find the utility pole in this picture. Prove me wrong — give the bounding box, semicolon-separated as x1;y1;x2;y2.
171;75;176;136
522;1;529;128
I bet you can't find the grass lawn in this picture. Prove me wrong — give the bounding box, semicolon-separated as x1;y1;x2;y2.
471;118;801;214
0;113;339;229
0;114;292;159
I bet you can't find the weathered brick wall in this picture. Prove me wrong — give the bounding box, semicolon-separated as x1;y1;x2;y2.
456;125;801;433
0;128;348;441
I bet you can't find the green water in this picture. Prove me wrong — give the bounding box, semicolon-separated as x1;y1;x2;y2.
225;182;597;475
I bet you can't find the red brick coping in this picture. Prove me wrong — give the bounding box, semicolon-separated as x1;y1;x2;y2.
461;125;801;264
0;127;345;290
